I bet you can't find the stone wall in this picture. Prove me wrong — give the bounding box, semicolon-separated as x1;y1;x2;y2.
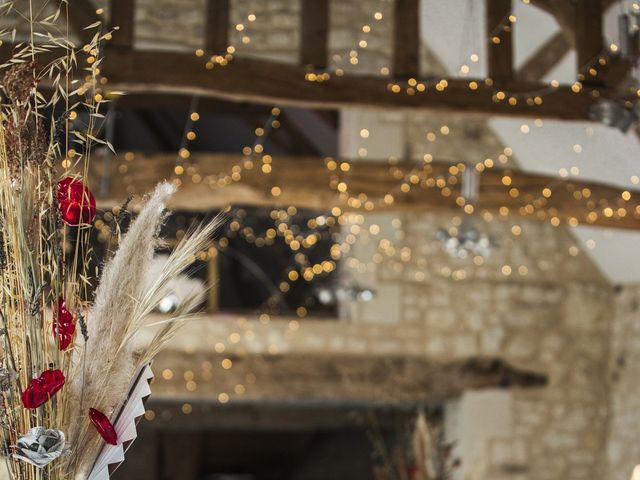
607;285;640;480
334;210;613;480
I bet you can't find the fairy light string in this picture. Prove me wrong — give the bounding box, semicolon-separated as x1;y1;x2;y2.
91;0;640;411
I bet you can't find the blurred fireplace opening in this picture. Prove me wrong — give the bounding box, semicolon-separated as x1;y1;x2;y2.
114;400;447;480
216;205;341;317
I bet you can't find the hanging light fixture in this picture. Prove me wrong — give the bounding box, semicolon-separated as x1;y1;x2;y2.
314;283;376;306
588;99;635;132
586;9;640;132
436;167;496;259
619;9;640;60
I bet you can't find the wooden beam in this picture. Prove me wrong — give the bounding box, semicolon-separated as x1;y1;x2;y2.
529;0;632;90
113;93;244;112
205;0;230;54
144;401;418;431
109;0;135;49
149;350;546;405
0;43;621;121
529;0;577;38
486;0;513;82
575;0;603;83
91;152;640;230
517;31;570;81
602;54;635;89
101;49;610;120
393;0;420;78
207;252;219;312
300;0;329;69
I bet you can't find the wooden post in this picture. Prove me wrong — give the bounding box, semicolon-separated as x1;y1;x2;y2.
486;0;513;82
110;0;135;49
517;31;571;81
205;0;230;53
393;0;420;78
575;0;603;83
300;0;329;68
208;246;219;312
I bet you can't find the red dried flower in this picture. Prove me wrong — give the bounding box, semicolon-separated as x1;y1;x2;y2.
89;408;118;445
53;297;75;351
56;177;96;226
21;369;65;409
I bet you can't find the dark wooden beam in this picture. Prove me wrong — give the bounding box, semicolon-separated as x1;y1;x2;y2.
517;31;570;81
149;351;546;406
575;0;603;83
101;49;610;120
114;93;272;114
144;401;417;431
486;0;513;81
393;0;420;78
91;152;640;230
205;0;230;54
529;0;577;37
109;0;135;49
529;0;632;90
0;41;621;122
603;54;635;89
300;0;329;69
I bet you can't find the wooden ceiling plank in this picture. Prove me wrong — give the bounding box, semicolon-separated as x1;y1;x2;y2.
300;0;329;69
205;0;230;54
486;0;514;82
393;0;420;78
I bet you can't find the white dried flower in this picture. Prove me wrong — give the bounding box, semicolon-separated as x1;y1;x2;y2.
13;427;65;468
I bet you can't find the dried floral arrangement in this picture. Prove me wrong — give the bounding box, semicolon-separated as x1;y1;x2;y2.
365;409;459;480
0;2;219;478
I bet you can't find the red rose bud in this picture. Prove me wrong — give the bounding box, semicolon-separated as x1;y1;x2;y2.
53;297;75;351
89;408;118;445
21;369;65;409
56;176;96;226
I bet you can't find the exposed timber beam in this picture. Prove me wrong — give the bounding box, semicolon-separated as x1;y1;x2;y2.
602;53;637;91
529;0;577;42
486;0;514;82
517;31;570;81
109;0;135;49
393;0;420;78
0;41;620;121
575;0;604;83
205;0;230;54
148;348;546;405
300;0;329;69
528;0;633;88
91;152;640;230
101;50;610;120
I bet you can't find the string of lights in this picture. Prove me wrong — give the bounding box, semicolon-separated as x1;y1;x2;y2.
91;0;640;414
